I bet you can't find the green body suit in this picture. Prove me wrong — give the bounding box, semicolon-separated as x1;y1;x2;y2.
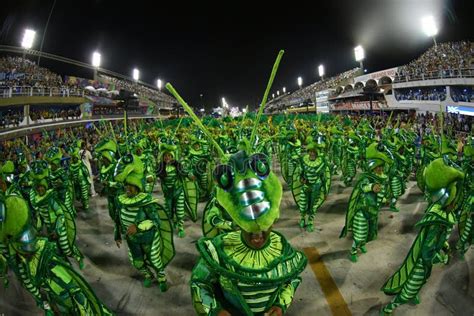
115;192;174;288
69;157;91;211
30;184;84;267
292;152;331;232
0;186;111;315
191;231;307;315
381;157;464;314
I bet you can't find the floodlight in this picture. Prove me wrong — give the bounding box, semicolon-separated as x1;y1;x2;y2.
92;52;101;68
21;29;36;49
421;16;438;37
318;64;325;77
133;68;139;81
354;45;365;62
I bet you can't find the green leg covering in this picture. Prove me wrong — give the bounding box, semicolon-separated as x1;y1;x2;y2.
175;190;185;236
57;218;73;257
458;215;472;256
383;259;427;314
351;211;368;261
127;249;152;279
148;231;166;282
79;178;90;211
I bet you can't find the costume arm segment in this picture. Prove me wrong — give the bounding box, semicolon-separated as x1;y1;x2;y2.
190;258;222;316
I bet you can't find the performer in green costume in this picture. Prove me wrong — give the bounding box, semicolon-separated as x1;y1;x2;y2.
0;166;112;315
291;140;331;232
167;50;308;316
114;154;175;290
188;134;213;200
29;160;84;268
156;143;198;238
134;137;157;194
69;142;91;211
342;130;360;186
94;139;122;231
340;143;391;262
45;147;76;216
381;158;465;315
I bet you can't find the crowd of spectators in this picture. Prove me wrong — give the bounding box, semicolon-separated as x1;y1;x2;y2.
395;41;473;82
98;74;175;105
29;106;81;123
415;112;472;134
92;105;147;116
266;68;361;112
0;56;63;87
0;109;23;128
0;56;175;105
394;86;447;101
451;86;474;103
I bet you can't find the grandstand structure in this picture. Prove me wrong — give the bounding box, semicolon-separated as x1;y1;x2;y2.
0;45;178;136
266;41;474;116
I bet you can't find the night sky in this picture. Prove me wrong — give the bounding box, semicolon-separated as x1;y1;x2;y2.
1;0;473;111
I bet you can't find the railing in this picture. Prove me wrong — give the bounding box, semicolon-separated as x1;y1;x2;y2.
0;86;85;98
394;68;474;83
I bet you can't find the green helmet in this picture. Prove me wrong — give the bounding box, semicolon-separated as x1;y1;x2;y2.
114;154;145;191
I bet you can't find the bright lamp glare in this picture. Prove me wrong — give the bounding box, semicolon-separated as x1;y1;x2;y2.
318;64;325;77
157;79;162;89
21;29;36;49
133;68;139;81
277;90;280;96
92;52;101;68
283;87;286;93
354;45;365;62
421;15;438;37
297;77;303;87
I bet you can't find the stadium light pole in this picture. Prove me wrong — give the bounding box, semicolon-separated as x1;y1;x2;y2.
92;52;101;81
297;77;303;90
283;87;286;94
21;29;36;59
354;45;365;70
318;64;325;81
421;15;438;48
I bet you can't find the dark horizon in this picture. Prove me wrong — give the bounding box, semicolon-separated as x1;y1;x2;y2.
1;0;473;111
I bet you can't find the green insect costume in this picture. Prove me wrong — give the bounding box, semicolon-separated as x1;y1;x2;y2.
134;137;157;194
342;130;360;186
381;158;465;315
384;134;408;212
157;143;198;238
0;174;113;315
279;127;301;185
114;154;175;290
167;51;308;316
291;141;331;232
416;134;440;195
456;137;474;257
29;160;84;268
188;135;213;200
15;152;34;203
201;190;236;238
94;139;122;227
329;125;344;175
45;147;76;217
340;143;391;262
69;142;91;211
